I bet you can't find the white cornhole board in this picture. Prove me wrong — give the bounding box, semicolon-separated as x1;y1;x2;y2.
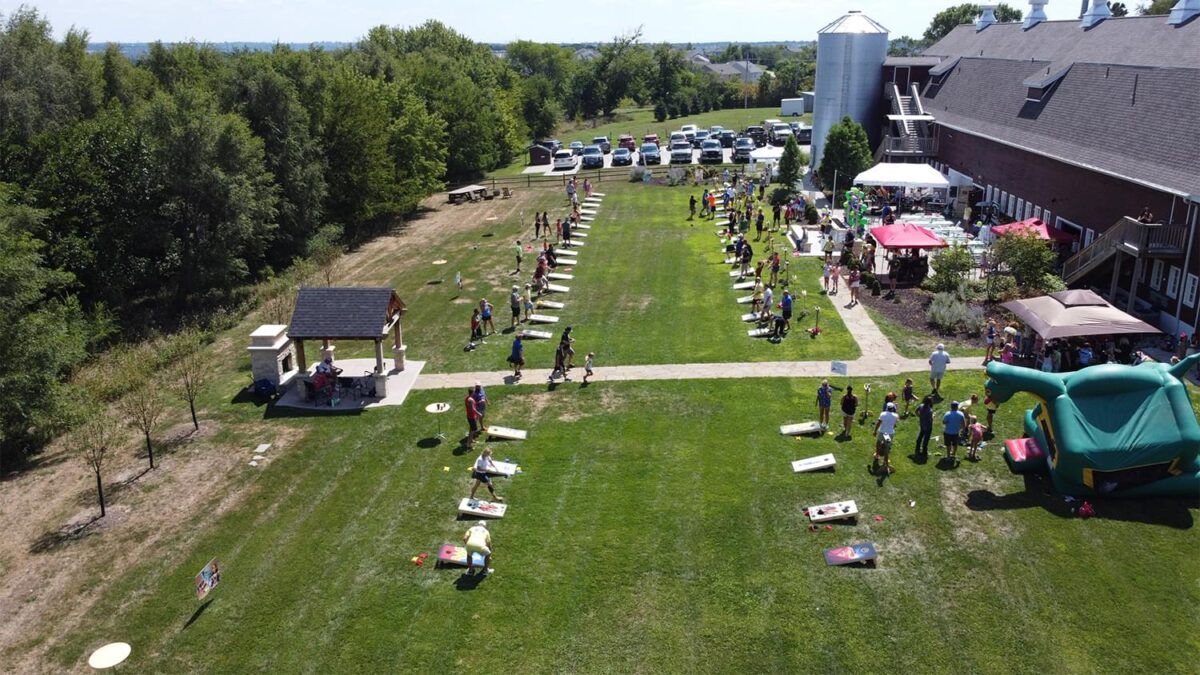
555;255;578;263
519;329;553;339
748;327;772;338
581;216;595;222
487;425;528;441
546;283;570;293
732;280;755;290
575;223;592;229
536;300;564;309
806;500;858;523
741;312;762;322
528;314;560;324
573;232;589;238
564;241;584;247
584;197;602;203
780;421;824;436
547;272;573;280
737;295;755;304
580;209;598;216
484;460;520;477
591;192;606;196
459;498;507;519
792;454;837;473
729;269;747;277
724;257;739;264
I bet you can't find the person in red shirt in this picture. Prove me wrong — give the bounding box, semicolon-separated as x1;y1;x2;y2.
465;388;481;447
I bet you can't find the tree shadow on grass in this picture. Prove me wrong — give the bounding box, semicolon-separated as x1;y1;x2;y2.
965;474;1198;529
29;515;103;554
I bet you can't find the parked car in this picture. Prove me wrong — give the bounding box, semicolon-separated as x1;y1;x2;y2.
709;125;725;138
639;142;662;165
670;141;693;164
681;129;696;143
680;124;698;134
762;119;783;132
791;124;812;144
538;139;562;152
733;137;755;162
592;136;612;153
718;130;737;147
611;147;633;166
569;141;584;155
618;134;637;151
745;126;767;147
699;139;723;164
553;149;577;170
643;133;661;147
692;129;710;148
581;145;605;168
669;131;688;146
771;124;794;146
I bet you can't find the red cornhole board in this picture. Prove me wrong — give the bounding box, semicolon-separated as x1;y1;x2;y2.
437;544;486;568
1004;437;1046;473
823;542;877;566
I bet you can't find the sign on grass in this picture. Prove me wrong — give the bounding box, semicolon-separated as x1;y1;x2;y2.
195;558;221;600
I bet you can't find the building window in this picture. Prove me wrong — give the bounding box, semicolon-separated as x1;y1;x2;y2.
1184;274;1199;308
1084;229;1095;247
1043;210;1053;228
1034;206;1043;220
1166;266;1181;299
986;186;994;203
1017;198;1025;218
1024;202;1034;220
1150;260;1164;291
1000;191;1008;213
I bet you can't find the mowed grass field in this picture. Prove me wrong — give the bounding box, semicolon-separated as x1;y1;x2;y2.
45;372;1200;672
489;106;813;177
353;180;858;374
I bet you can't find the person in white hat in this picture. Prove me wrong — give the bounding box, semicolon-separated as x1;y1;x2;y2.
873;402;900;475
928;343;951;395
463;520;493;576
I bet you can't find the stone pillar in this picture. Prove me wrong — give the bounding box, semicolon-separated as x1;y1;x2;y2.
392;319;407;371
373;372;389;398
374;339;385;374
295;340;307;373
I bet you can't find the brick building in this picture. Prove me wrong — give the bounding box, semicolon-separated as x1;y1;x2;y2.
888;2;1200;334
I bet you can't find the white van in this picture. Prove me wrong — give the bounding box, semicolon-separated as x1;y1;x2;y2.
552;149;577;170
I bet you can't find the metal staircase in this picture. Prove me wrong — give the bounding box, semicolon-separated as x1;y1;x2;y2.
1061;216;1189;285
879;84;936;159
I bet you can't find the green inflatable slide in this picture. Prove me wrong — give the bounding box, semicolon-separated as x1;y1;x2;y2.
985;353;1200;497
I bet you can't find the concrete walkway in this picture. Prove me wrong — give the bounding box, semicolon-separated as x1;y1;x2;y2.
413;277;978;390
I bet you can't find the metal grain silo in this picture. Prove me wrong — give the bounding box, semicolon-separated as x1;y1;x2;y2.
810;11;889;171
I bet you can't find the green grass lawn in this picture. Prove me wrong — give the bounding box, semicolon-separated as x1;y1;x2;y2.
489;106;812;178
864;303;987;360
358;180;857;373
44;371;1200;672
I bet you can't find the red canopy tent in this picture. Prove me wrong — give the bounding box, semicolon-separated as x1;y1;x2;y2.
992;217;1075;243
869;223;948;249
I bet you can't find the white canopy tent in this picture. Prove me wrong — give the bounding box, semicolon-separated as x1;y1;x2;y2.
853;163;951;189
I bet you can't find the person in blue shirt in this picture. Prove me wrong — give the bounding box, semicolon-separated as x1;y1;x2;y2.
781;290;793;333
942;400;966;462
1078;343;1094;367
508;336;524;378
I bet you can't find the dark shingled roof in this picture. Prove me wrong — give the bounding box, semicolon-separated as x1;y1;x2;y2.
288;287;405;340
920;16;1200;197
883;56;944;67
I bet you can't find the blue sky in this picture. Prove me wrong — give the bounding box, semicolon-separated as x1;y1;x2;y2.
6;0;1086;44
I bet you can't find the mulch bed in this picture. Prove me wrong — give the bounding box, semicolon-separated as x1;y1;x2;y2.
859;286;1002;347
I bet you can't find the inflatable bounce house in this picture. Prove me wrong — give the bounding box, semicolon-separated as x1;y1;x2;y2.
985;354;1200;497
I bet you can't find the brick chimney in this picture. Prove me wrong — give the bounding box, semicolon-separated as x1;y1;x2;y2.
1025;0;1050;29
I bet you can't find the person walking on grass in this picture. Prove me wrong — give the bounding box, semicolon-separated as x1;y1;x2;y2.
515;240;523;273
510;285;522;328
942;400;966;463
465;388;482;448
872;402;900;475
761;285;774;322
469;308;483;347
534;213;542;239
479;298;495;336
472;383;488;427
929;343;951;395
817;379;833;429
469;447;505;503
781;289;793;333
690;194;697;220
463;520;493;576
522;283;534;322
769;253;781;287
902;378;916;416
914;395;934;458
508;335;524;378
840;385;859;439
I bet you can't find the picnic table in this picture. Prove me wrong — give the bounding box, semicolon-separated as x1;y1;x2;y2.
447;184;489;204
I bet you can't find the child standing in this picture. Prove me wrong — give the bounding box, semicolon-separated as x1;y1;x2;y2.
822;262;832;293
469;308;483;347
830;262;841;295
817;380;833;429
967;416;986;461
583;352;595;384
902;378;916;416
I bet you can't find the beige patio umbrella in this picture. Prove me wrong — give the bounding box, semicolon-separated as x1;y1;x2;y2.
1001;289;1160;339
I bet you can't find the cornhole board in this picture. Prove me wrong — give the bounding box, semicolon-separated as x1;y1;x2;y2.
519;329;553;339
1003;437;1047;473
581;216;595;222
554;255;578;263
780;422;824;436
546;283;570;293
748;327;773;338
483;460;520;477
487;426;528;441
536;300;564;309
572;232;589;238
575;224;592;230
590;192;606;197
732;280;755;290
547;272;574;280
806;500;858;523
458;498;507;519
792;454;837;473
823;542;877;567
528;314;560;324
584;197;602;203
729;269;747;277
724;257;739;265
580;209;598;216
437;544;487;568
564;241;585;247
741;312;762;322
737;295;755;304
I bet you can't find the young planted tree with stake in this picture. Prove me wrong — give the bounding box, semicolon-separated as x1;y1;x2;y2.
77;412;122;518
120;383;167;470
174;329;207;431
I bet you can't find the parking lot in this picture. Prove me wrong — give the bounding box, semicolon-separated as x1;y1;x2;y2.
527;144;810;175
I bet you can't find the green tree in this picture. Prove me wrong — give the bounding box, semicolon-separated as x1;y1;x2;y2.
1109;2;1130;17
388;86;448;212
1136;0;1174;13
817;116;872;202
321;66;397;234
992;230;1057;293
75;407;122;518
923;3;1024;44
777;136;804;191
926;244;975;293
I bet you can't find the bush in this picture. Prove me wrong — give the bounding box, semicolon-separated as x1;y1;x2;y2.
860;272;882;295
983;274;1019;302
805;204;819;224
769;186;793;206
653;102;667;122
925;244;974;293
927;292;983;334
1036;272;1067;295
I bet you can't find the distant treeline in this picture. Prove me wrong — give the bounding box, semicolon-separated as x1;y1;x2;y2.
0;7;815;468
